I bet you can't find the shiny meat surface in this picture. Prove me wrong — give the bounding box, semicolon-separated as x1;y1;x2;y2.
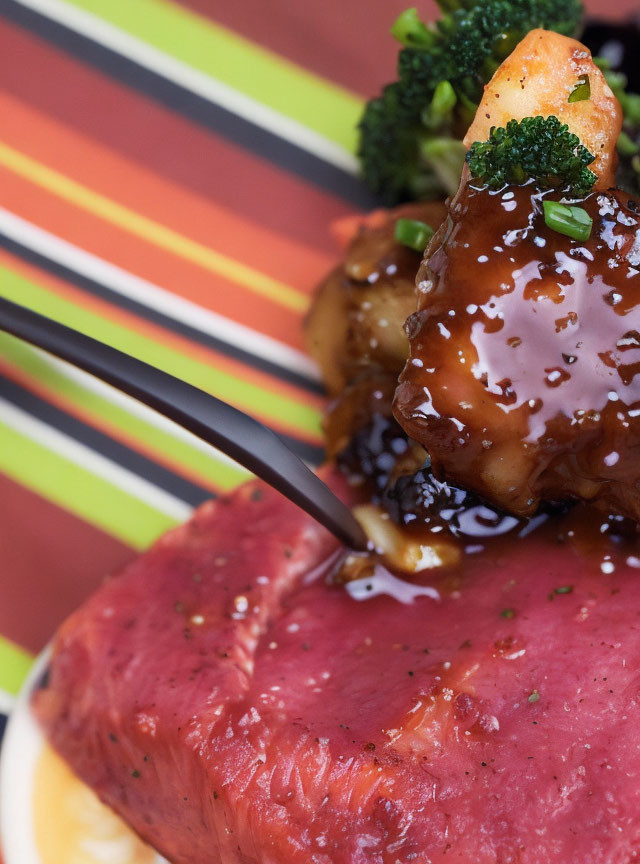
394;182;640;519
33;478;640;863
331;372;531;543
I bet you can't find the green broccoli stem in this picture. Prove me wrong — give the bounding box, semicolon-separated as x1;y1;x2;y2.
421;81;457;130
618;131;640;158
420;138;468;197
391;8;437;49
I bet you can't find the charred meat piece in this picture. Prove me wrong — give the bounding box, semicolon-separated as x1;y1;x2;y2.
34;478;640;864
395;182;640;519
306;202;446;397
307;202;447;531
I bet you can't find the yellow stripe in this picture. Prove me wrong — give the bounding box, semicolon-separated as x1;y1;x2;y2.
0;141;309;313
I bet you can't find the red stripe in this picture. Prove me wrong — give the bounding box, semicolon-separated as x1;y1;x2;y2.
0;88;333;291
0;248;325;444
181;0;433;96
0;18;359;255
180;0;635;96
0;165;309;349
0;473;134;653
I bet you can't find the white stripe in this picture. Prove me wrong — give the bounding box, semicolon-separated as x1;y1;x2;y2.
11;0;359;175
0;397;193;521
0;688;16;716
37;350;252;476
0;207;321;382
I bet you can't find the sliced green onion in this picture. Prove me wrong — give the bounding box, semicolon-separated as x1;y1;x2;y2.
390;8;434;48
395;218;434;252
617;130;640;157
568;74;591;103
528;690;540;703
543;201;593;242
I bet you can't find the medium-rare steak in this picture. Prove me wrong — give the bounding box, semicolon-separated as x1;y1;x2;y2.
34;480;640;863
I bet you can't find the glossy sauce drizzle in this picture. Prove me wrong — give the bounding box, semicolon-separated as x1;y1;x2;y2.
394;182;640;520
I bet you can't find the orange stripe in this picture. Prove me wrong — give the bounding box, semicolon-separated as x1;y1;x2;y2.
0;89;334;292
0;164;308;350
0;355;224;496
0;248;325;444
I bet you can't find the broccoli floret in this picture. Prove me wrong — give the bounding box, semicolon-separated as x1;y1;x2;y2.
466;116;597;196
358;0;584;204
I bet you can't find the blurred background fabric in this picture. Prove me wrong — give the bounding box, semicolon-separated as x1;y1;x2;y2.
0;0;631;734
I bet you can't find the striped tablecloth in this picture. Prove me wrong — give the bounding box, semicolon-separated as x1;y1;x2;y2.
0;0;629;738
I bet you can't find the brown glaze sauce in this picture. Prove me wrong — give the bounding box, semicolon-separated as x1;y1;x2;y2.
335;498;640;607
310;186;640;598
394;181;640;522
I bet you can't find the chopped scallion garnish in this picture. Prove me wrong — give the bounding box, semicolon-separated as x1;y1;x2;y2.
543;201;593;242
568;74;591;103
394;218;435;252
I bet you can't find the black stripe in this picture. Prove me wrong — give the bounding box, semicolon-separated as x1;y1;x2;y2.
0;0;377;210
0;372;213;506
0;231;325;396
0;713;7;742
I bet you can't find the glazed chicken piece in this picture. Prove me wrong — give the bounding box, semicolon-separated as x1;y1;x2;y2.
306;201;446;399
394;31;640;520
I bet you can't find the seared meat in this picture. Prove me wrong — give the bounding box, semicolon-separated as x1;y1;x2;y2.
34;478;640;864
306;202;446;398
394;182;640;518
307;203;447;527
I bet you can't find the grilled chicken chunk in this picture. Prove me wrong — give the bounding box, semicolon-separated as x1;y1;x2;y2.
306;202;446;399
394;183;640;518
464;29;622;189
394;30;640;520
395;31;640;520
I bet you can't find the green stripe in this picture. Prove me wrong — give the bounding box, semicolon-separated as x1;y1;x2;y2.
0;419;178;549
62;0;364;154
0;265;322;442
0;333;250;492
0;636;34;697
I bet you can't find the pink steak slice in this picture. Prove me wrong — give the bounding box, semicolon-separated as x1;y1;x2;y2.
34;480;640;863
